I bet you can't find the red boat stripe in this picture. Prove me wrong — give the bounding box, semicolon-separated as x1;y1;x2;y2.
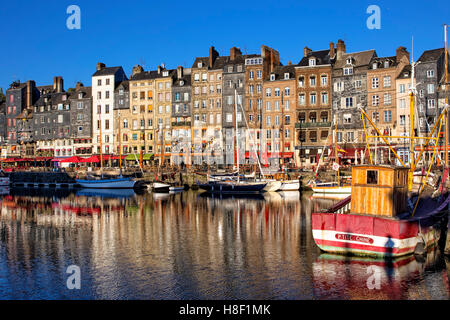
315;239;415;254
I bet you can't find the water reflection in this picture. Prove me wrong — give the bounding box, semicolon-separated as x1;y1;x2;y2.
0;190;448;300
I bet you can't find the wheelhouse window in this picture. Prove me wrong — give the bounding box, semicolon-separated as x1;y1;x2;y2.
367;170;378;185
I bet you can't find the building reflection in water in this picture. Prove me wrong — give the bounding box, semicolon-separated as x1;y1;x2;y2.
0;190;448;299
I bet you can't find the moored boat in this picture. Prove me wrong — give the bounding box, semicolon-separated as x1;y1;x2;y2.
278;179;300;191
152;182;171;193
312;165;449;258
76;177;136;189
263;180;282;192
311;182;351;194
198;181;267;194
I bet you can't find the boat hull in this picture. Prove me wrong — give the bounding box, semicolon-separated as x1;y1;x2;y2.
278;180;300;191
264;181;282;192
198;182;267;194
76;178;136;189
152;182;171;193
312;211;440;258
312;186;351;194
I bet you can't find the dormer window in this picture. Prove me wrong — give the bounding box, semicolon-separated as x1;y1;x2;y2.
384;61;389;68
309;58;316;66
44;97;48;103
180;80;184;86
163;71;169;77
372;63;377;70
198;62;203;68
270;74;276;81
346;58;352;65
62;95;67;101
78;93;83;99
284;73;290;80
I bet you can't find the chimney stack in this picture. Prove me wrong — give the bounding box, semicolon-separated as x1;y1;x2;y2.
304;46;312;57
230;47;242;61
54;76;64;93
329;42;335;59
336;39;346;60
97;62;106;71
26;80;35;109
157;65;162;74
177;66;183;79
132;65;144;77
288;61;292;65
209;46;219;68
396;46;410;63
75;82;84;91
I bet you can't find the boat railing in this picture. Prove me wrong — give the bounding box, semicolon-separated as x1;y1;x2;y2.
325;196;351;214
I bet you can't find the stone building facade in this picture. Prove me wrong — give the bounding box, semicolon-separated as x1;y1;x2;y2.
154;67;175;165
262;65;297;168
171;66;192;166
332;40;376;164
366;47;409;163
70;83;93;156
295;44;334;167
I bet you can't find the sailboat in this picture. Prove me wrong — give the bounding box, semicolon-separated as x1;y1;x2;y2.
198;88;267;194
76;110;136;189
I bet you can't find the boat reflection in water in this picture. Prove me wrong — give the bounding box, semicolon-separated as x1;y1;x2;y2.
76;188;137;199
0;190;448;299
313;249;449;300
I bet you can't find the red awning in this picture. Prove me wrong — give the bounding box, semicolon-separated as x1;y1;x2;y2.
59;156;82;163
80;156;100;163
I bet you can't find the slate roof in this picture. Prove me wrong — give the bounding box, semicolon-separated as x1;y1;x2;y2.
334;50;377;69
298;49;333;66
115;80;129;91
92;66;123;77
130;70;160;81
369;55;398;69
268;65;297;81
397;64;412;79
8;81;27;90
72;86;92;98
418;48;444;63
34;92;71;106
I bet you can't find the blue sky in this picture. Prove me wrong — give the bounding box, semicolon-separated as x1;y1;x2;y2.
0;0;449;92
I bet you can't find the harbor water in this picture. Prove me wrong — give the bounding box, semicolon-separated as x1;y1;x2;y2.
0;187;449;300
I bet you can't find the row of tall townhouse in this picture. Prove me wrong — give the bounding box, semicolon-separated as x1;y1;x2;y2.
1;40;449;167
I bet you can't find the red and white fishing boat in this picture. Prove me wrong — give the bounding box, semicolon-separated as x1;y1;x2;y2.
312;165;448;258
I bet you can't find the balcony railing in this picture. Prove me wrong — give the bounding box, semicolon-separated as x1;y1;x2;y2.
295;121;331;129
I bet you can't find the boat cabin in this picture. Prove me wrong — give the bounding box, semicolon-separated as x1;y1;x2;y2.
350;165;409;217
